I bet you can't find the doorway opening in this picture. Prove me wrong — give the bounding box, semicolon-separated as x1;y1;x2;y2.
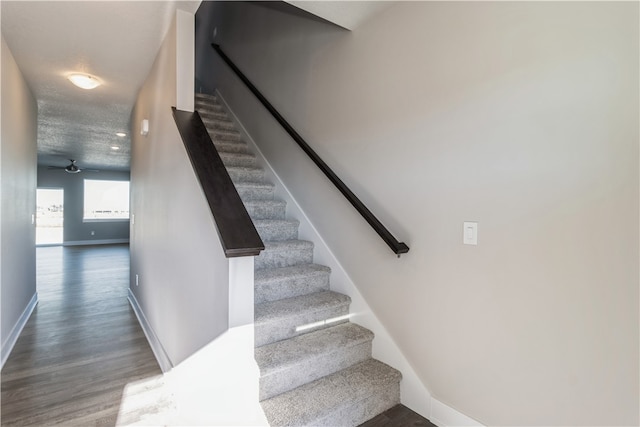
36;188;64;245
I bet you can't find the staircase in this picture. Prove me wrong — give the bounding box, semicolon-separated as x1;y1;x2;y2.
194;93;401;427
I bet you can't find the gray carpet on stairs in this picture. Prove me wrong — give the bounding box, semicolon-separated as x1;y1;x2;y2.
195;92;401;427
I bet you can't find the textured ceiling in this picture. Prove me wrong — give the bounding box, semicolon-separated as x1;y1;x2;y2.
1;1;200;172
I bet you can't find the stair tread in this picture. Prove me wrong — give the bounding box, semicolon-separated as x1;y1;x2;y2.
255;263;330;283
202;120;235;130
235;181;274;190
254;239;314;271
219;151;255;159
245;199;286;208
253;219;299;227
208;129;242;138
261;238;313;250
197;109;225;116
255;323;373;374
255;290;350;323
244;199;287;221
260;359;401;426
195;101;223;110
213;142;251;155
195;92;216;99
226;166;262;173
200;112;230;121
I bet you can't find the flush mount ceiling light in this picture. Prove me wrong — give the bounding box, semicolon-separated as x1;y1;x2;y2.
67;73;101;90
115;132;126;137
111;146;120;150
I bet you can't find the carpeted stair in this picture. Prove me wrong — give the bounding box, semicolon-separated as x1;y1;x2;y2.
195;92;401;427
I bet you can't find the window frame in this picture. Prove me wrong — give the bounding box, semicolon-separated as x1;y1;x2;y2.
82;179;131;223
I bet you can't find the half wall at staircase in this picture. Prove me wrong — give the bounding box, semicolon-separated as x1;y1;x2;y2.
130;10;229;368
196;2;639;426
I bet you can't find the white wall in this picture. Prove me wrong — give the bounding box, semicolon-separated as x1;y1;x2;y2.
1;36;38;366
199;2;639;425
130;11;229;367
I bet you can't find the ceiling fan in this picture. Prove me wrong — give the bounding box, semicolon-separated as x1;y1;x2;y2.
48;159;99;174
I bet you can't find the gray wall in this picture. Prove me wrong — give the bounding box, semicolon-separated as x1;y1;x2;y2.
130;12;229;367
37;166;130;244
1;37;37;360
197;2;639;425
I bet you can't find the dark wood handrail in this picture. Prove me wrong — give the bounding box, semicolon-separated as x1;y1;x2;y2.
212;44;409;256
172;107;264;258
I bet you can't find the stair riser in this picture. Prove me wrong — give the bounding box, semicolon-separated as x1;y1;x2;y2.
245;202;286;220
220;154;257;168
213;141;251;154
195;102;225;113
259;341;372;401
228;168;264;183
194;95;222;108
316;384;400;427
255;305;350;347
195;93;217;100
201;118;235;131
255;245;313;270
237;186;275;202
255;222;298;242
208;130;243;142
255;271;330;304
198;110;228;121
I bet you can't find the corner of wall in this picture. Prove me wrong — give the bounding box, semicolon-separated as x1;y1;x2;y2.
1;292;38;369
430;398;485;427
127;289;173;373
176;9;195;112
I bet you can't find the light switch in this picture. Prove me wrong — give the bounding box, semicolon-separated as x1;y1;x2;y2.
140;119;149;136
463;222;478;245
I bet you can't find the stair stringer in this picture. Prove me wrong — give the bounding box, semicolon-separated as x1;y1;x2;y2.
214;88;433;421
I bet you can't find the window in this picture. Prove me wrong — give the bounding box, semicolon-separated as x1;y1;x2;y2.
83;179;130;221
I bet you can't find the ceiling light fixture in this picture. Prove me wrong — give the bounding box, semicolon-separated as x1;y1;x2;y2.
111;146;120;150
68;73;101;90
115;132;126;137
65;159;81;174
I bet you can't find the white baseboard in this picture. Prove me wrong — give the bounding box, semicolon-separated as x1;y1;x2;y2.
215;89;433;420
1;292;38;368
127;289;173;373
63;239;129;246
430;398;485;427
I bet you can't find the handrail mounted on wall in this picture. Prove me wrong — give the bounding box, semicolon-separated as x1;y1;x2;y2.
212;44;409;256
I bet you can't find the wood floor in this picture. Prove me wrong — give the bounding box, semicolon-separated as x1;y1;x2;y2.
358;404;436;427
1;245;163;426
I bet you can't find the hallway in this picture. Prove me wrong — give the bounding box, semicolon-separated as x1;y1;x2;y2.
1;245;162;426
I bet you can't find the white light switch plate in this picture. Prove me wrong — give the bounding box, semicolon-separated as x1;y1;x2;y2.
463;222;478;245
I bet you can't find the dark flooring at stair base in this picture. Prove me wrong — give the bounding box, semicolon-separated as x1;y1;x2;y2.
358;404;436;427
